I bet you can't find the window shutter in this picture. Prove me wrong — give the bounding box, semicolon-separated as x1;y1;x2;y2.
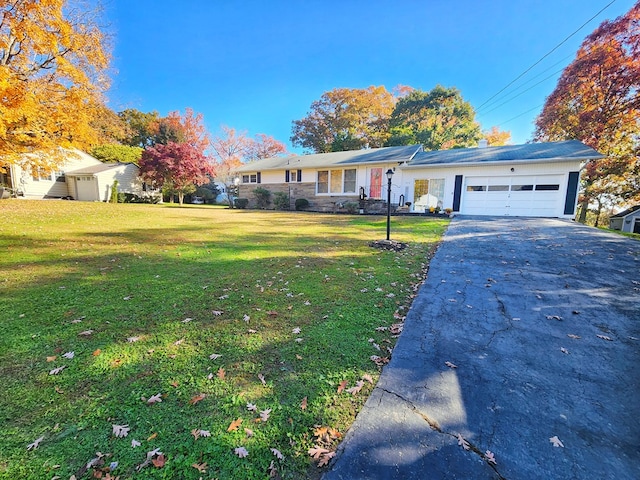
285;170;290;182
257;172;261;184
297;170;302;182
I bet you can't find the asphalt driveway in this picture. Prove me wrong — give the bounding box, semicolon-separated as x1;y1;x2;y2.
324;217;640;480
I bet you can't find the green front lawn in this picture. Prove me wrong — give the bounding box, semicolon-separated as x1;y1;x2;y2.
0;201;447;479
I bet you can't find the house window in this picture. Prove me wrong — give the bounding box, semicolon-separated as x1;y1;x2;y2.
414;178;445;211
242;173;260;184
317;169;357;194
31;168;51;182
285;169;302;183
54;171;66;182
535;184;560;191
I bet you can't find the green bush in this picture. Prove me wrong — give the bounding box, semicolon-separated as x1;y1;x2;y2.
295;198;310;210
273;192;290;210
253;187;271;209
110;180;119;203
344;201;359;214
235;198;249;209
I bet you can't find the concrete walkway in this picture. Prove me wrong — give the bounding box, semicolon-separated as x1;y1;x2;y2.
324;217;640;480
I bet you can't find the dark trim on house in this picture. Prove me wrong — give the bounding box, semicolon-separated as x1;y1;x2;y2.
453;175;463;212
564;171;579;215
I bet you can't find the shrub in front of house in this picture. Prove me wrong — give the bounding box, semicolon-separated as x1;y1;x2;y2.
253;187;271;209
235;198;249;209
295;198;310;211
344;201;359;214
273;192;289;210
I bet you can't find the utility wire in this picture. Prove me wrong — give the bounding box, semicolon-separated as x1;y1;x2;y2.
477;52;574;113
499;104;545;126
476;0;617;111
478;67;565;117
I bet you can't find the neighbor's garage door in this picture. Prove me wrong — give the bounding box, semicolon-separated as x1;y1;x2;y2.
461;175;563;217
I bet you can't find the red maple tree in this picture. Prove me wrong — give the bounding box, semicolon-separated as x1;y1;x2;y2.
140;142;214;204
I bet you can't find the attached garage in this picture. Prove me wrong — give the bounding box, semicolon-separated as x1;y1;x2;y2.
402;140;602;219
462;174;564;217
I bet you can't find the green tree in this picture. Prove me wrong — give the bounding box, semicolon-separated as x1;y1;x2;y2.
534;2;640;224
118;109;159;147
91;144;143;164
388;86;481;150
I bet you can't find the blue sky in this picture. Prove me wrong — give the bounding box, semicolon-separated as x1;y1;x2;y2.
104;0;636;153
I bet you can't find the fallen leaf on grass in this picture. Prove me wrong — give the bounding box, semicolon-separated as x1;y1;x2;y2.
362;374;374;384
146;393;162;405
300;396;308;410
270;448;285;460
192;462;207;473
78;330;94;336
189;394;206;405
258;373;266;385
209;353;222;360
217;367;225;380
112;424;130;438
308;446;331;459
370;355;389;366
62;351;75;359
292;327;301;334
147;433;157;441
136;448;162;471
267;310;278;316
92;349;101;356
151;454;166;468
173;338;183;346
46;356;57;362
234;447;249;458
127;337;140;343
445;361;458;369
54;386;64;394
549;435;564;447
457;434;470;450
246;402;257;412
260;409;271;422
211;310;223;316
131;439;141;448
244;428;253;437
49;366;66;375
27;436;44;451
337;380;348;394
347;381;364;395
227;418;243;431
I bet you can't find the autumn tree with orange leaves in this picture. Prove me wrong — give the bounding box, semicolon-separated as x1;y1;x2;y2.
0;0;111;172
534;2;640;224
291;86;396;153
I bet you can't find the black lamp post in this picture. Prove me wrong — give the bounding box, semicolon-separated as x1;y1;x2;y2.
385;168;394;240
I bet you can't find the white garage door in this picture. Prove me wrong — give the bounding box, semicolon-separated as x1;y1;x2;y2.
461;175;563;217
75;176;98;201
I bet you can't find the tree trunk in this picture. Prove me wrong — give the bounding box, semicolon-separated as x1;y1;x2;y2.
577;200;589;223
178;192;184;205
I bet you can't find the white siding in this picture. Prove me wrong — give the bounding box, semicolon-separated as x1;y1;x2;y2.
95;165;143;202
10;150;102;199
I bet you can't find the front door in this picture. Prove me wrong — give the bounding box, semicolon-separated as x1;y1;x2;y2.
369;168;382;199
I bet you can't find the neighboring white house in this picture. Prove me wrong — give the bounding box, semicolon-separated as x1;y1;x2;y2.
609;206;640;234
6;149;148;201
235;140;604;218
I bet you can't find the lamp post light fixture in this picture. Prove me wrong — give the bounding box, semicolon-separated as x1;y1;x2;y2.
233;177;240;208
385;168;394;241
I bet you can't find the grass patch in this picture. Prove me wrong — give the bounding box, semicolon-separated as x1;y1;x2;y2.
0;201;448;479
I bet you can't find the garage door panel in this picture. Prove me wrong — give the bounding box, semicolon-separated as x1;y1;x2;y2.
461;175;563;217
